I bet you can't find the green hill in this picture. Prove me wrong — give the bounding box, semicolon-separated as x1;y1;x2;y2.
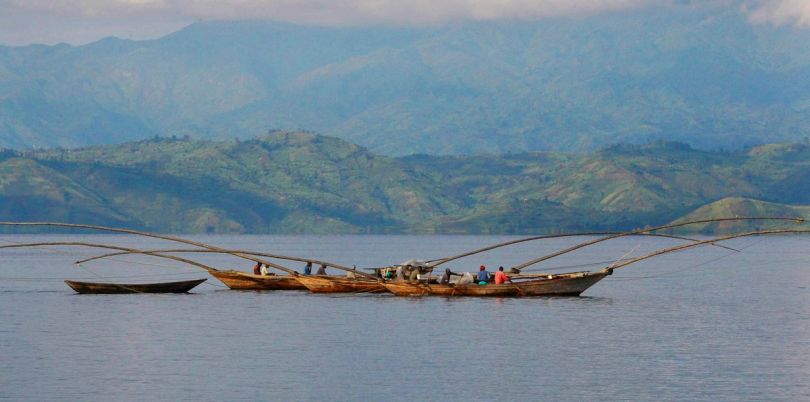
670;197;810;234
2;133;810;233
20;132;460;233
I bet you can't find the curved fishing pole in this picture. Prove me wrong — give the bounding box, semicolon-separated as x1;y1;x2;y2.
428;231;738;267
0;222;305;274
0;222;376;279
76;248;377;280
0;242;219;272
510;216;806;271
75;248;356;271
607;228;810;272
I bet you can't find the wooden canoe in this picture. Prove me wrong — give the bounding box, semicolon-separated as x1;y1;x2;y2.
208;270;306;290
382;270;610;297
294;275;387;294
64;278;207;294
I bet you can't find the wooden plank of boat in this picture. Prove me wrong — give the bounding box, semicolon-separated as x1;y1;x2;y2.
295;275;387;294
382;281;456;296
64;278;207;294
208;270;306;290
383;270;610;297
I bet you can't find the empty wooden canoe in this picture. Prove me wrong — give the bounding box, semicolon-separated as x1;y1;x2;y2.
64;278;207;294
208;270;306;290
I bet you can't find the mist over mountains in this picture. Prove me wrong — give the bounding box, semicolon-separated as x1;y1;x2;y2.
2;5;809;155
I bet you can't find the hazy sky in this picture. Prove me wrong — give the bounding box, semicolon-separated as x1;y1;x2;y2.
1;0;808;46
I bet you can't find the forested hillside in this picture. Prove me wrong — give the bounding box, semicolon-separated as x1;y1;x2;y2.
1;132;808;233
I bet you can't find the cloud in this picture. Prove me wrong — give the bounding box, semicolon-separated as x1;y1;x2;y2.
4;0;808;46
0;0;664;45
746;0;810;27
4;0;656;24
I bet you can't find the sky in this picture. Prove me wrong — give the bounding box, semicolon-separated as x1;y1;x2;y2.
1;0;809;46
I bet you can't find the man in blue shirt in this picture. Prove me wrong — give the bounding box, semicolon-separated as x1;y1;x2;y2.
477;265;490;285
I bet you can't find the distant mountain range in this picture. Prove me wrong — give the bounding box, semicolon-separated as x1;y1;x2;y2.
2;4;810;155
1;131;808;234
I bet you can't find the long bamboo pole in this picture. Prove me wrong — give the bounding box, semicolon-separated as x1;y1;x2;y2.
607;229;810;271
0;222;304;274
76;248;353;270
0;242;219;272
509;216;805;271
0;222;377;279
428;231;738;266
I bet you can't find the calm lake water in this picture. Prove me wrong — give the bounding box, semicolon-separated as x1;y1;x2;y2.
1;234;809;401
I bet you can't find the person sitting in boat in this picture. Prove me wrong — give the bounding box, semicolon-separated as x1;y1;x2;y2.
439;268;459;285
253;262;261;275
260;263;269;276
407;265;420;282
347;265;357;279
494;266;512;284
316;264;327;275
303;262;313;275
477;265;490;285
395;266;405;282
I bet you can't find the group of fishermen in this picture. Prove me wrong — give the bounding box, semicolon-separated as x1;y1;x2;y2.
252;261;328;276
441;265;513;285
390;264;513;285
253;260;513;285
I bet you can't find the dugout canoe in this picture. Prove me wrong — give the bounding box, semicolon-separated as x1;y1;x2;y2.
382;269;611;297
64;278;207;294
295;275;387;294
208;270;307;290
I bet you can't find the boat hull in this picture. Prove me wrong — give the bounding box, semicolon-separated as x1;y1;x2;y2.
295;275;386;294
209;270;306;290
506;271;608;296
383;271;609;297
382;281;457;296
64;278;207;294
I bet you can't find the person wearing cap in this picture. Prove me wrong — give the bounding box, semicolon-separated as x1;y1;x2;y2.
477;265;490;285
494;266;511;284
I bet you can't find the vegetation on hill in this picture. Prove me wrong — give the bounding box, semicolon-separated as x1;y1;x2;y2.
671;197;810;234
1;132;809;233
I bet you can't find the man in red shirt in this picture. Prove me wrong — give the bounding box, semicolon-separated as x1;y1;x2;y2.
494;266;511;284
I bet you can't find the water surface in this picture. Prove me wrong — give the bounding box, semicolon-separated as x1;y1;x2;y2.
1;234;808;401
